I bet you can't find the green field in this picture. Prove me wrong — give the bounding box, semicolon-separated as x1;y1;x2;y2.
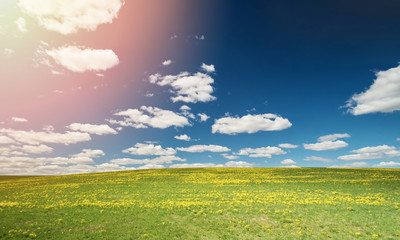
0;168;399;239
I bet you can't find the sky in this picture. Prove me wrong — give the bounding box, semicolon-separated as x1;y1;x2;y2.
1;0;400;175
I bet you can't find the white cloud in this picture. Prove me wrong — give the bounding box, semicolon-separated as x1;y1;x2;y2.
198;113;209;122
137;164;165;170
16;17;27;32
177;144;230;153
0;136;16;144
4;48;15;56
304;156;336;163
278;143;299;149
20;144;53;154
46;46;119;72
123;143;176;156
329;162;369;168
0;128;91;145
212;113;292;135
201;63;215;73
110;106;190;129
149;71;216;103
281;165;300;168
180;105;195;119
338;145;400;160
346;64;400;115
281;159;296;165
144;93;154;97
374;161;400;167
174;134;191;141
224;161;254;167
221;153;239;160
12;117;28;123
318;133;351;142
18;0;124;35
397;138;400;141
162;60;172;66
304;140;348;151
71;149;105;158
237;146;286;158
67;123;117;135
303;133;350;151
110;155;185;165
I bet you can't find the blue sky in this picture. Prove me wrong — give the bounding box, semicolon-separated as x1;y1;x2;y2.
1;0;400;174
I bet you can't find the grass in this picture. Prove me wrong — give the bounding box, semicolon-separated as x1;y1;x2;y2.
0;167;399;239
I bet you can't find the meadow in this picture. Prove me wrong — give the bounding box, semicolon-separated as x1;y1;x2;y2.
0;168;399;239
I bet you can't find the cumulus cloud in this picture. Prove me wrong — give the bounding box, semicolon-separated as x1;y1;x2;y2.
123;143;176;156
180;105;195;119
177;144;230;153
345;64;400;115
67;123;117;135
3;48;15;56
221;153;239;160
149;71;216;103
20;144;53;154
109;106;190;129
212;113;292;135
0;128;91;145
374;161;400;167
18;0;124;35
174;134;191;141
162;60;172;66
318;133;351;142
12;117;28;123
278;143;299;149
338;145;400;160
304;156;336;163
237;146;286;158
45;46;119;72
201;63;215;73
198;113;209;122
16;17;27;32
281;159;296;165
0;136;16;145
303;133;350;151
71;149;105;159
329;162;369;168
110;155;185;165
137;164;165;170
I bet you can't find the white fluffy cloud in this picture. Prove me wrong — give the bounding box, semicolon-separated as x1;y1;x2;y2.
177;144;231;153
346;64;400;115
278;143;299;149
221;153;239;160
149;71;216;103
201;63;215;73
281;159;296;165
162;60;172;66
198;113;210;122
123;143;176;156
329;162;369;168
0;128;91;145
110;155;185;165
304;156;336;163
212;113;292;135
4;48;15;56
46;46;119;72
71;149;105;159
338;145;400;160
374;161;400;167
174;134;191;141
109;106;190;129
16;17;27;32
67;123;117;135
12;117;28;123
238;146;286;158
318;133;351;142
303;133;350;151
0;136;16;144
18;0;124;35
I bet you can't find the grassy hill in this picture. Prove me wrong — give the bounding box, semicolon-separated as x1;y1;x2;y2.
0;168;399;239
